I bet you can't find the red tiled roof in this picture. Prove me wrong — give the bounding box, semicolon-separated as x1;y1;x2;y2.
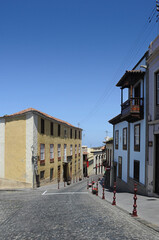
116;70;145;88
101;146;106;150
2;108;81;129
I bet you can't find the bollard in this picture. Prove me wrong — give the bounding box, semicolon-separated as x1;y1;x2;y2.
87;179;89;189
102;182;105;199
92;180;93;193
112;182;116;205
96;181;98;196
132;183;138;217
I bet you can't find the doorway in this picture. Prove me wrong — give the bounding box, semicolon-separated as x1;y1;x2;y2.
155;134;159;193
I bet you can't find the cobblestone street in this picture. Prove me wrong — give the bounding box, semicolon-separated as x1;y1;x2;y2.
0;179;159;240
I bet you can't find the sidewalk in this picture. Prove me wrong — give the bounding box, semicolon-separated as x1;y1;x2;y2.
94;182;159;232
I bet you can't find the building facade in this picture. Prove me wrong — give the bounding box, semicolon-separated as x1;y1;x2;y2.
0;108;82;188
147;35;159;195
109;53;148;195
92;147;105;175
103;138;113;188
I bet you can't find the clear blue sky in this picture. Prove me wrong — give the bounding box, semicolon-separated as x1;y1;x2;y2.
0;0;158;147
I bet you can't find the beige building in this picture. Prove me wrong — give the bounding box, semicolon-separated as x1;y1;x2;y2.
0;108;82;189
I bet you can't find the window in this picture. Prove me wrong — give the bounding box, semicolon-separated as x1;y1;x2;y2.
70;144;72;156
134;160;140;182
75;144;77;157
50;122;53;136
58;124;61;137
123;128;127;150
79;131;81;139
40;144;45;165
41;119;45;134
50;168;54;181
70;129;72;139
50;144;54;163
118;156;122;179
134;124;140;151
58;144;61;160
78;144;80;156
64;128;67;138
40;170;45;179
157;73;159;105
78;159;80;170
75;130;77;139
115;130;119;149
64;144;67;162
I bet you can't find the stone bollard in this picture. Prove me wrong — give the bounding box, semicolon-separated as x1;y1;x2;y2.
132;183;138;217
112;182;116;205
102;182;105;199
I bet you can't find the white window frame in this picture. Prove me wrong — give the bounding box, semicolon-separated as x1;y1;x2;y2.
50;144;54;159
40;144;45;160
58;144;61;158
70;144;72;156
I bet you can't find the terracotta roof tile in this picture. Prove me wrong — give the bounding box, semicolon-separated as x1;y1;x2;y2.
2;108;81;129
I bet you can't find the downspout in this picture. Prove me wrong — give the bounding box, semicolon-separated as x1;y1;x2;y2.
145;60;149;195
128;122;130;184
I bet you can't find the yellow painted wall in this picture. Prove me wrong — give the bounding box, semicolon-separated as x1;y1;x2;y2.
5;116;26;182
37;116;82;182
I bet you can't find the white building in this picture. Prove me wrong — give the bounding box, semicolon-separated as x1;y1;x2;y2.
147;35;159;195
109;53;148;195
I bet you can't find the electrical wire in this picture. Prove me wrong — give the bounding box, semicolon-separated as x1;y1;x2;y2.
79;3;157;125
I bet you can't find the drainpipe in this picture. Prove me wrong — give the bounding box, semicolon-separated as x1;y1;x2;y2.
128;122;130;185
145;61;149;195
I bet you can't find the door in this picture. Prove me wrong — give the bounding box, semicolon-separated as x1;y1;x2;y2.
50;168;53;181
134;83;141;106
155;134;159;193
134;83;140;98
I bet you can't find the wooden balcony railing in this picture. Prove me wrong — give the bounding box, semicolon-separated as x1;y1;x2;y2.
121;97;144;122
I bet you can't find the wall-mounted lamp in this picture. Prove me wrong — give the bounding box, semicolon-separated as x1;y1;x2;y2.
140;65;147;69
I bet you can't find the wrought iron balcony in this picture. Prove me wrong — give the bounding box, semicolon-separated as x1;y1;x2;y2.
121;97;144;122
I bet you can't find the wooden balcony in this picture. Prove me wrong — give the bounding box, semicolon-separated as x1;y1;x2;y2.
121;97;144;122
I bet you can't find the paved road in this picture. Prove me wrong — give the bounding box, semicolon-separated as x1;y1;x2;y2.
0;179;159;240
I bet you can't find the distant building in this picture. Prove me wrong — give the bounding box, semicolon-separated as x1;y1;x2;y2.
103;138;113;188
0;108;82;188
82;146;94;177
92;147;105;175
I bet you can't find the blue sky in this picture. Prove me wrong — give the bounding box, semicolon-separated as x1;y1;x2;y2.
0;0;158;147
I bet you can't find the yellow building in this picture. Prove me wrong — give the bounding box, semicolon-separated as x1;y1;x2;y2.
0;108;82;188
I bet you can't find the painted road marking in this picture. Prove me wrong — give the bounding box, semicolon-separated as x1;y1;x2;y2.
42;192;88;196
42;190;47;195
